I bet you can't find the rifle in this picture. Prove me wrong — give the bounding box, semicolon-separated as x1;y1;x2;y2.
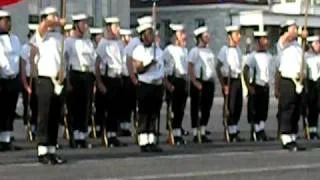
250;67;257;142
223;66;231;143
301;0;310;140
196;67;203;144
133;101;139;144
166;77;174;145
102;111;108;148
151;0;161;145
26;78;34;142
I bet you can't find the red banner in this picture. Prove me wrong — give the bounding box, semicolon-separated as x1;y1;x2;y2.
0;0;23;7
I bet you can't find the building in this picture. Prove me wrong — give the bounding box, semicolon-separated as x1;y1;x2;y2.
3;0;130;42
131;0;320;54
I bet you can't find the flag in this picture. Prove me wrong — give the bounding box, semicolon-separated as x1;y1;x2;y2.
0;0;23;7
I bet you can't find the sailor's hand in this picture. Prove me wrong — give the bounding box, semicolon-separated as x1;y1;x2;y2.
193;80;202;91
166;82;175;92
130;75;139;86
301;29;308;39
59;18;67;27
97;82;107;94
223;85;229;96
67;80;73;92
248;85;255;95
25;85;32;95
275;88;280;99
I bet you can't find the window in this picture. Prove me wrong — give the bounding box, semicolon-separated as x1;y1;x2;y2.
162;19;171;46
29;15;39;24
195;18;206;28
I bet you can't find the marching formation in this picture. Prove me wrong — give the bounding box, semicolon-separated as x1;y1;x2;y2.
0;5;319;165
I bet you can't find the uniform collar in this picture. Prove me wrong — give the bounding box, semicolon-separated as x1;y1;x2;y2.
0;31;9;35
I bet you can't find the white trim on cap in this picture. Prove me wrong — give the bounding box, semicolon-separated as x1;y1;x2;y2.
253;31;268;37
0;10;10;17
90;27;104;34
169;24;184;31
307;36;320;42
280;19;296;28
28;24;38;31
225;25;240;33
72;13;88;21
136;23;152;34
193;26;208;36
104;17;120;24
120;29;133;36
40;7;57;16
64;24;73;30
137;16;152;25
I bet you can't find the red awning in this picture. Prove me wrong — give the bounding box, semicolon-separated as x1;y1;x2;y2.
0;0;23;7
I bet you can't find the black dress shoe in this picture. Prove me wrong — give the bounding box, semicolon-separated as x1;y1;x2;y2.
174;136;186;145
49;154;67;165
257;130;275;142
205;130;212;135
119;129;132;137
108;137;128;147
140;145;150;153
282;142;306;152
310;133;320;140
0;142;22;151
201;135;212;143
148;144;163;152
230;134;245;143
193;136;202;143
181;128;189;136
75;140;92;149
38;154;53;165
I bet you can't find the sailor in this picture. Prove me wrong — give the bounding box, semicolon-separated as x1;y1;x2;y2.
20;24;38;140
188;26;215;143
119;28;135;136
132;21;164;152
124;16;152;140
275;19;307;151
243;30;273;141
216;25;245;142
64;13;96;148
305;35;320;139
0;10;22;151
30;6;67;164
95;16;127;147
88;27;104;138
163;23;188;144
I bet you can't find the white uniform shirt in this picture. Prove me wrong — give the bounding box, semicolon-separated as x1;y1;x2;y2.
188;47;216;81
0;34;21;78
276;40;303;79
306;52;320;81
20;43;31;77
163;44;188;77
217;45;242;78
96;38;124;77
246;51;273;86
132;44;164;84
30;31;63;77
125;37;141;58
64;37;96;72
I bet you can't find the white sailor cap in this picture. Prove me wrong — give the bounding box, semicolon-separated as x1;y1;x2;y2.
307;36;320;42
0;10;10;17
40;7;57;16
28;24;38;31
90;27;104;34
120;29;133;36
137;16;152;25
104;17;120;24
253;31;268;37
225;25;240;33
136;23;152;34
169;24;185;31
280;19;296;28
72;13;88;21
193;26;208;36
64;24;73;31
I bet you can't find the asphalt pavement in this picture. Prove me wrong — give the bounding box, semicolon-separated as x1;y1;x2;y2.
2;97;320;180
